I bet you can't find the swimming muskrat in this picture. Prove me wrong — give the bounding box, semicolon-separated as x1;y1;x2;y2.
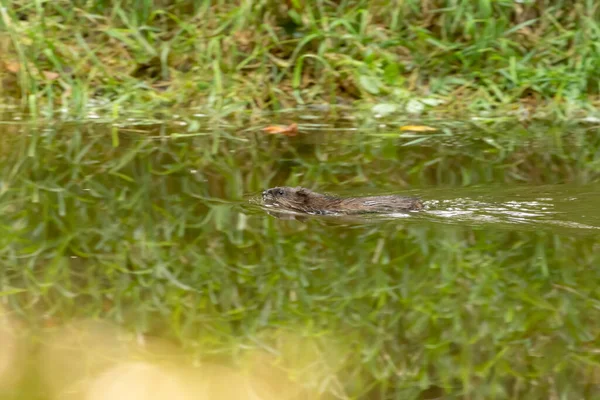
262;186;424;215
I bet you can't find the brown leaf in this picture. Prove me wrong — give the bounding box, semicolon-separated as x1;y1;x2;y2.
262;123;298;137
399;125;437;132
41;71;60;80
5;61;20;73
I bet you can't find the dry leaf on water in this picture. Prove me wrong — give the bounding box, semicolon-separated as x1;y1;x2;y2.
41;71;60;80
4;61;20;73
399;125;438;132
262;123;298;137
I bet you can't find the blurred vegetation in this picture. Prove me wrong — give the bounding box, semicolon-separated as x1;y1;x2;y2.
0;0;599;118
1;115;600;399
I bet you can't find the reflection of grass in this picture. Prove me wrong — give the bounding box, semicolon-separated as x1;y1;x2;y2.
1;118;600;399
1;1;599;117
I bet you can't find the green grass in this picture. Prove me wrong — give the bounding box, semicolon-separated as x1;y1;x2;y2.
0;1;599;119
1;116;600;399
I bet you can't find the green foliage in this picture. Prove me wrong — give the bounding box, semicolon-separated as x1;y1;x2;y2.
0;0;599;117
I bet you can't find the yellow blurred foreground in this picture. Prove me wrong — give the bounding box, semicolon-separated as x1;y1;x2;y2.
21;318;348;400
0;307;25;392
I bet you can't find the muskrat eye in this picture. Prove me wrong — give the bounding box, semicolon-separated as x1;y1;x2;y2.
277;189;284;195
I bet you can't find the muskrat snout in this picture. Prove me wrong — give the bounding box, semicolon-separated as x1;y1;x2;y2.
261;190;270;203
262;187;282;205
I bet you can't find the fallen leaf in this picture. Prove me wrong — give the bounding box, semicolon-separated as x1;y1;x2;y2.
399;125;438;132
262;123;298;136
4;61;20;73
41;71;60;80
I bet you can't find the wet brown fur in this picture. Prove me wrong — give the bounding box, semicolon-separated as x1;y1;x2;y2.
262;186;423;215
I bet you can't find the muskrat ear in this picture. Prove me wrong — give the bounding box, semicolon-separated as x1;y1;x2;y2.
295;187;309;197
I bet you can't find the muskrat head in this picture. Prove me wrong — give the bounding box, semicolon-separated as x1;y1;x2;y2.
261;186;311;211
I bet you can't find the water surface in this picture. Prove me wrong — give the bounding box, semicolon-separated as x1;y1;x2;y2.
1;111;599;399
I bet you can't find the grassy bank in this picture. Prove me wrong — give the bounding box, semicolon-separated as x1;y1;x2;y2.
1;0;599;119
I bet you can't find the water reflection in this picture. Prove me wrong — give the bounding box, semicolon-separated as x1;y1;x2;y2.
1;113;600;399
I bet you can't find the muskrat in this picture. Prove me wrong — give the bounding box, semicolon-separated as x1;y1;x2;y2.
262;186;423;215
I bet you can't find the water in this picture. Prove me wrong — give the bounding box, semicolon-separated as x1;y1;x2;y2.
1;111;600;399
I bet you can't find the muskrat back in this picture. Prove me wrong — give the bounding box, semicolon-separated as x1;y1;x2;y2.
262;186;423;215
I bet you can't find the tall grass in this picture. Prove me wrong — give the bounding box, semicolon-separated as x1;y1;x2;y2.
0;0;599;117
